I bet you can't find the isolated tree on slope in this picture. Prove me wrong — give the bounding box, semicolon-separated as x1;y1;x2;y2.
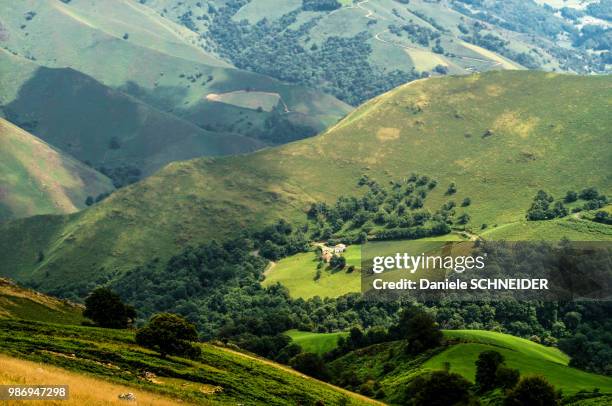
83;287;135;329
136;313;201;359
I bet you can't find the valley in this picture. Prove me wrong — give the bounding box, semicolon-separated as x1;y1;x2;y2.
1;71;609;298
0;2;610;404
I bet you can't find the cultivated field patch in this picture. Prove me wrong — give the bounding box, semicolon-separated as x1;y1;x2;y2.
206;90;281;112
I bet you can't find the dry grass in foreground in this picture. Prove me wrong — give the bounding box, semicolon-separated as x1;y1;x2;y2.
0;354;193;405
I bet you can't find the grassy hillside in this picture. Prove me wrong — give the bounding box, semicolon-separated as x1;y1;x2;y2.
286;329;349;355
0;319;379;405
148;0;608;107
424;330;612;394
0;118;113;220
0;0;351;162
0;50;262;175
0;71;610;297
263;245;362;299
0;278;83;325
328;330;612;404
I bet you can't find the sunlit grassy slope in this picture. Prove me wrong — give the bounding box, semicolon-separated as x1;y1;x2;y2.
328;330;612;404
0;71;610;296
286;329;349;355
0;118;113;220
425;330;612;394
0;278;83;325
0;319;379;405
0;354;188;406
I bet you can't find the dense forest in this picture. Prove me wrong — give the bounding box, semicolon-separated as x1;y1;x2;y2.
203;0;417;105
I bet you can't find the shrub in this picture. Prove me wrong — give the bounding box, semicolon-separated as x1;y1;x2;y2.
594;211;612;225
476;350;505;392
564;190;578;203
389;308;443;354
504;376;559;405
330;254;346;270
136;313;201;358
495;365;520;390
446;182;457;195
579;187;599;200
457;213;471;225
404;370;473;406
290;352;329;380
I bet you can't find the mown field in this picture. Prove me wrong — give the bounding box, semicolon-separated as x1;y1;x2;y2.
0;319;378;405
206;90;282;112
263;235;466;299
263;245;361;299
285;329;349;355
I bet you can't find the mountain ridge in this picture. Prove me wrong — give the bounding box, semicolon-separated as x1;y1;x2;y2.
0;71;610;298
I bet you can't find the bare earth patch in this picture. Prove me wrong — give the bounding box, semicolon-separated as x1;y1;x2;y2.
376;127;400;141
205;90;281;112
493;111;540;138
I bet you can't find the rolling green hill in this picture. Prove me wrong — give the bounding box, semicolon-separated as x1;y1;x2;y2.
0;318;379;405
0;50;263;176
424;330;612;393
0;71;610;297
0;0;351;168
327;330;612;404
0;118;113;220
147;0;609;106
0;278;84;325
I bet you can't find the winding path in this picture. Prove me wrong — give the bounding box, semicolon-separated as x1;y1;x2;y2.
329;0;503;70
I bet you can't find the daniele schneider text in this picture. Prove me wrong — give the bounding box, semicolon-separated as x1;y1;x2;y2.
369;253;549;291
